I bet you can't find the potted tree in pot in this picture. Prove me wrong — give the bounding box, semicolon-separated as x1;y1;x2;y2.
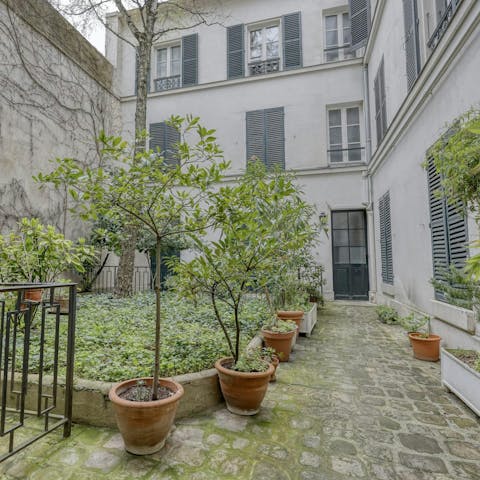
400;313;441;361
40;116;228;454
174;161;315;414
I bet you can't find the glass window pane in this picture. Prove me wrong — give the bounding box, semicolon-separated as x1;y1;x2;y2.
329;126;342;146
171;60;181;76
267;41;279;58
326;30;338;47
347;125;360;143
326;50;339;62
350;247;366;264
349;229;366;246
157;48;167;77
266;26;279;42
347;107;359;125
348;211;364;229
171;46;181;61
334;247;350;264
348;147;362;162
325;15;338;30
330;150;343;163
333;229;349;246
328;109;341;126
332;212;349;229
250;30;262;59
342;13;351;45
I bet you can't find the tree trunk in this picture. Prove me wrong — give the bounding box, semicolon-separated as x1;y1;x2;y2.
152;236;162;400
115;35;152;296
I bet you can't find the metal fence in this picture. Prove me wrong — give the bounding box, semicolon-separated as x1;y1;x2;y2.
86;266;153;293
0;283;76;462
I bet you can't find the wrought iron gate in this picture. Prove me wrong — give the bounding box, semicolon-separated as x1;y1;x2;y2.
0;283;76;462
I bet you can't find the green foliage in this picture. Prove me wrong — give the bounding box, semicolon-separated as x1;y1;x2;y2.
232;348;270;373
375;305;399;325
0;218;94;283
431;265;480;311
11;292;268;382
262;318;297;334
173;161;317;366
399;313;429;334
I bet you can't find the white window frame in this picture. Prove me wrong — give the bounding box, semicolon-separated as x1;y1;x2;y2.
247;20;282;70
326;103;364;165
323;9;357;62
152;41;181;91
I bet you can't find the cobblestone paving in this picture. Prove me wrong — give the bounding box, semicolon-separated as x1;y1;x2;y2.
1;303;479;479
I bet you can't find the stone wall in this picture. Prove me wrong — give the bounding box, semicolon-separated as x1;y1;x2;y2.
0;0;120;237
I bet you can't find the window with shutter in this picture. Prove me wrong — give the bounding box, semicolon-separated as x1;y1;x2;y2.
403;0;421;90
324;11;358;62
348;0;370;50
374;58;387;145
153;44;181;92
282;12;302;70
149;122;181;165
246;107;285;169
379;191;394;284
427;157;468;301
182;34;198;87
227;24;245;79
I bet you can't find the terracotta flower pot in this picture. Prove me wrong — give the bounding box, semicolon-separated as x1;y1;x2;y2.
109;377;184;455
269;355;280;383
262;328;296;362
277;310;304;337
215;357;274;416
24;289;43;303
408;333;441;362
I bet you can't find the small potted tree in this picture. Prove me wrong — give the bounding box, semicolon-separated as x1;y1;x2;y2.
174;161;315;414
40;116;228;454
400;313;441;361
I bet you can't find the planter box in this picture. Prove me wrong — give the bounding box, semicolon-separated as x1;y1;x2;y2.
299;303;317;337
441;348;480;417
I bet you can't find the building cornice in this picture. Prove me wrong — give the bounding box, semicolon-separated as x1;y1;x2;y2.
120;58;363;102
367;0;480;176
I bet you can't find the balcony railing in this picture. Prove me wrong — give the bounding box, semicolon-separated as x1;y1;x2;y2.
248;58;280;76
427;0;463;50
153;75;181;92
328;146;365;165
324;44;357;63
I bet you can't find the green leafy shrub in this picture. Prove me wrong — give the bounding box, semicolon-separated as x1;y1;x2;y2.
375;305;399;325
399;313;429;334
11;292;269;382
262;318;297;334
232;348;270;373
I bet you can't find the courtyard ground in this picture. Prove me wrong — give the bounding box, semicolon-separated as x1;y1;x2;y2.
0;303;479;479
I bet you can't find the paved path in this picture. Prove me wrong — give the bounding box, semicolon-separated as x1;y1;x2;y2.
1;303;479;479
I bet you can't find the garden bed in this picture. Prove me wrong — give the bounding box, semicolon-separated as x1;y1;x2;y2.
23;292;269;382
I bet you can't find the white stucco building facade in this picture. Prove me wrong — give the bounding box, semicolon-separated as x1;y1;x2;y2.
106;0;480;349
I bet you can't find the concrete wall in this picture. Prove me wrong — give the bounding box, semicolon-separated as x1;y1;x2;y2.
366;0;480;348
0;0;120;236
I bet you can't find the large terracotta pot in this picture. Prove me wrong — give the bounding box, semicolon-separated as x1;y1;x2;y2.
408;333;441;361
277;310;304;337
24;289;43;302
262;328;296;362
109;377;184;455
215;357;273;416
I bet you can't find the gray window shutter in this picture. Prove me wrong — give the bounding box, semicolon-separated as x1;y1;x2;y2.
282;12;302;70
380;60;387;137
182;34;198;87
227;24;244;79
265;107;285;169
379;192;393;284
349;0;370;50
374;59;387;144
427;157;468;300
246;110;265;163
149;122;180;165
403;0;421;90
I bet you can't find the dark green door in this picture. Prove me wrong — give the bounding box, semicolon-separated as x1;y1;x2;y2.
332;210;369;300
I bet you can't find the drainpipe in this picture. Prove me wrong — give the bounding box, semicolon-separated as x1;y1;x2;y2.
363;63;377;303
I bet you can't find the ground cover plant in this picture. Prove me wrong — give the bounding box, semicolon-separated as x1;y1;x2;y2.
16;291;268;382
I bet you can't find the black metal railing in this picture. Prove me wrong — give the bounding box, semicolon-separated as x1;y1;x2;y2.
248;58;280;76
153;75;181;92
0;283;76;462
84;266;153;293
324;44;357;62
427;0;463;50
